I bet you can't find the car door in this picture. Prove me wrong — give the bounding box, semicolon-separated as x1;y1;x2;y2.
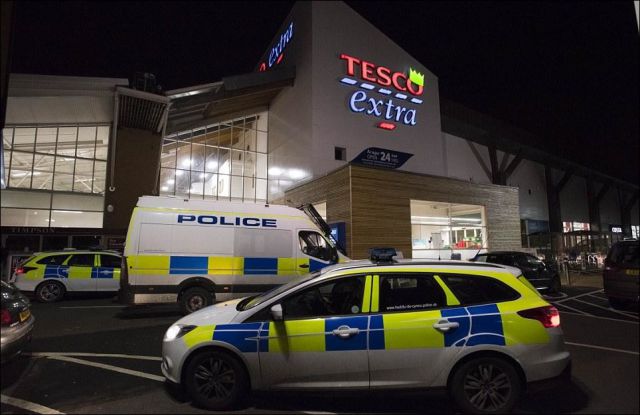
296;230;338;275
96;254;122;291
66;254;97;292
368;273;461;388
258;274;371;389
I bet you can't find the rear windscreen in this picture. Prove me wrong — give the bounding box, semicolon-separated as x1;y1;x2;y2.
607;243;639;267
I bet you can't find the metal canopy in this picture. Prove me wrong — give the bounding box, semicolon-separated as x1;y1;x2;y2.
165;66;295;134
440;98;638;192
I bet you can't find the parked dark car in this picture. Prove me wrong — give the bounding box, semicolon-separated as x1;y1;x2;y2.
1;280;35;363
603;240;639;309
470;251;561;293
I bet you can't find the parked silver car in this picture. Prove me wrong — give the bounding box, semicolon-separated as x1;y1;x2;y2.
1;280;35;363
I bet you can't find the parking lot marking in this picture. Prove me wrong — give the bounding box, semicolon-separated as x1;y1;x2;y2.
553;302;594;316
559;310;639;324
565;341;639;356
46;355;165;382
27;352;162;361
571;298;639;319
1;394;64;414
555;289;604;304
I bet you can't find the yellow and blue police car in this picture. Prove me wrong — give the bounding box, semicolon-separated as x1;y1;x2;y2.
11;250;122;302
162;248;571;414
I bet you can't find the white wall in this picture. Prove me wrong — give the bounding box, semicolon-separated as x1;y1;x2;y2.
443;132;491;185
310;1;443;178
507;158;548;221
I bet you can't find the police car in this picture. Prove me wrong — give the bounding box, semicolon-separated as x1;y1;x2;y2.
162;248;571;413
11;250;122;302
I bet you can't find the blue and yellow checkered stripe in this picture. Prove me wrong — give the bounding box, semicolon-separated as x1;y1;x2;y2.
182;305;517;353
43;265;119;280
128;255;331;276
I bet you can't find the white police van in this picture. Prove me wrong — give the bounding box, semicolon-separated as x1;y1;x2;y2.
120;196;347;314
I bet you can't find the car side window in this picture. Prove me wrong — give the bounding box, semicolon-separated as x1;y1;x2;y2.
67;254;95;267
37;255;70;265
440;274;520;305
100;255;121;268
299;231;333;261
608;243;639;266
474;254;488;262
379;274;446;312
282;276;366;319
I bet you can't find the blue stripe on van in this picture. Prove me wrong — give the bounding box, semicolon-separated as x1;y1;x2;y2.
169;256;208;274
244;258;278;275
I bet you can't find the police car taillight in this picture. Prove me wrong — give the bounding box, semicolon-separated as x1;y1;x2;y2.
1;309;12;326
16;266;36;275
517;305;560;328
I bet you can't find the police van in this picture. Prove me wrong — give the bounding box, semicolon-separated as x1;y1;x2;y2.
120;196;347;314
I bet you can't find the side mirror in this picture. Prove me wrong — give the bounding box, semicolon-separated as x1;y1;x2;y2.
270;304;283;321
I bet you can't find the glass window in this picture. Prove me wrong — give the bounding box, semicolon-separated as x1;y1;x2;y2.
37;254;70;265
100;254;122;268
282;276;366;318
159;113;268;202
299;231;334;261
440;275;520;305
67;254;95;267
77;126;97;159
379;274;446;312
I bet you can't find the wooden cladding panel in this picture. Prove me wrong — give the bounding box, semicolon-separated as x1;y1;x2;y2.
283;167;353;254
284;165;522;261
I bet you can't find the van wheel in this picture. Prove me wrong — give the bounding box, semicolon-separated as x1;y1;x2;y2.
184;349;248;410
180;287;214;314
449;356;521;414
36;280;66;303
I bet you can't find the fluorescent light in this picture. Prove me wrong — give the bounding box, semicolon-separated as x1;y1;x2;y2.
161;186;168;191
268;167;283;176
206;161;218;169
175;170;184;177
181;159;192;167
288;169;305;180
167;179;175;184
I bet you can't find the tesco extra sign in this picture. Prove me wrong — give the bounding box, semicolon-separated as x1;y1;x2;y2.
339;54;425;129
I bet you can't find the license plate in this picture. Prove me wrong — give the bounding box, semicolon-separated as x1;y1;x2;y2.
19;310;30;322
625;269;639;276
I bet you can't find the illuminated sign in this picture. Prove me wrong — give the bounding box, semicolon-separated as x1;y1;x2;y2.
351;147;413;169
609;225;623;233
259;22;294;72
338;54;424;128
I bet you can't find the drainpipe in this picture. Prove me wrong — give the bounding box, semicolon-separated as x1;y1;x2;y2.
108;88;120;192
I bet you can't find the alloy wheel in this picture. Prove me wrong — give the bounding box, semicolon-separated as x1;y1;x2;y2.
463;363;512;411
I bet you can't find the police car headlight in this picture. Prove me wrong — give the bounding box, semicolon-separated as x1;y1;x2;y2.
164;324;197;341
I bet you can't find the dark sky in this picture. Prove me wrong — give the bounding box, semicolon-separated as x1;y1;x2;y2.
10;1;639;184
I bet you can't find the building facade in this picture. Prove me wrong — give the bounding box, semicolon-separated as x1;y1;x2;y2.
1;2;638;276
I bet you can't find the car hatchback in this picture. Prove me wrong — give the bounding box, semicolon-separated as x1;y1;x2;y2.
162;250;570;414
11;250;122;302
603;240;639;309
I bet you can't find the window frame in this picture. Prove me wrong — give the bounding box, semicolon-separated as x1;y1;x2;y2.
37;254;71;265
277;274;368;321
99;254;122;268
438;273;521;307
376;272;449;314
298;230;336;262
66;253;96;267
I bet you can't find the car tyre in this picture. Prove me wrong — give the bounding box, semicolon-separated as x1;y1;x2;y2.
35;280;66;303
450;356;522;414
180;287;214;314
184;349;248;410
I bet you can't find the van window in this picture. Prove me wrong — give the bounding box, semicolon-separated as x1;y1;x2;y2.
235;228;292;258
299;231;333;261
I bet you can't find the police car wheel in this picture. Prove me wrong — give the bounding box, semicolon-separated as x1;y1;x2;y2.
180;287;213;314
35;281;65;303
450;356;521;414
184;350;248;410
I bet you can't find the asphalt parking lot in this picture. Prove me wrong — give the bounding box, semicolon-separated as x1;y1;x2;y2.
1;287;638;415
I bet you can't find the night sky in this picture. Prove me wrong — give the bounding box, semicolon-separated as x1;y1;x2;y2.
9;1;639;184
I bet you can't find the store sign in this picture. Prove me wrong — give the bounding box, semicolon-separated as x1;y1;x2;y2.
259;22;294;72
609;225;623;233
339;54;424;128
351;147;413;169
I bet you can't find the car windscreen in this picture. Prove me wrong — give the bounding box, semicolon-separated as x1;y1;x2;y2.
237;271;321;311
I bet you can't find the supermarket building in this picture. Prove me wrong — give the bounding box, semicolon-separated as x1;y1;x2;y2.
1;1;638;272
